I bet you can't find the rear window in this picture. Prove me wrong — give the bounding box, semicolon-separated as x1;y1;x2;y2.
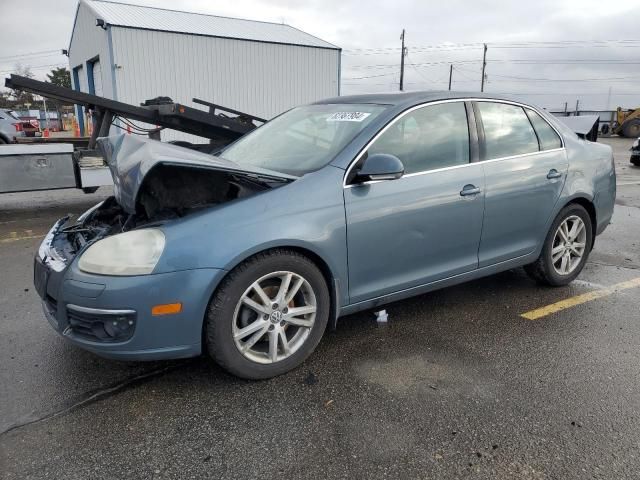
525;108;562;150
477;102;539;160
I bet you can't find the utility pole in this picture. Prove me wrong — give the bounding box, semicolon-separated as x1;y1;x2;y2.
480;43;487;92
448;64;453;91
575;99;580;116
399;29;406;91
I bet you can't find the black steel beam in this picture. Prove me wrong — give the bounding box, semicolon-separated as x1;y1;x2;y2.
6;75;159;124
192;98;267;123
5;74;259;143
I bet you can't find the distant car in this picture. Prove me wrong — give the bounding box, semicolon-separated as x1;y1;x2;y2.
19;117;41;137
631;137;640;166
0;109;27;143
34;92;616;379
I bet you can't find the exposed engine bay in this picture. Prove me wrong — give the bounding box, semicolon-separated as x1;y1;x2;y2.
41;134;294;269
49;166;280;265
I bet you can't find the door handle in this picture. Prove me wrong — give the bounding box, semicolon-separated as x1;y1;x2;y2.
547;169;562;179
460;184;481;196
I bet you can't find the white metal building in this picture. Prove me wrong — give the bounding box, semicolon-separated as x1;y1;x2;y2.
68;0;341;140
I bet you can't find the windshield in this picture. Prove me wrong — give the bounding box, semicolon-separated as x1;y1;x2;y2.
220;104;386;176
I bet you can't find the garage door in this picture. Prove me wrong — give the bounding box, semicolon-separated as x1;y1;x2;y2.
92;60;103;97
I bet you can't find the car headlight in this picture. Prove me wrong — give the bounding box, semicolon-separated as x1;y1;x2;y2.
78;229;165;276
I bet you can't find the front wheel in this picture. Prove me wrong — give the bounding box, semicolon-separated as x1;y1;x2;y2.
205;250;330;379
525;204;593;286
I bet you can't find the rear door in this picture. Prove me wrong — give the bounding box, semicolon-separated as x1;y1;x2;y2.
475;101;567;267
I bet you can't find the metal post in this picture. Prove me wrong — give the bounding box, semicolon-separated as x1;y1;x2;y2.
575;99;580;116
42;96;50;131
399;29;406;91
480;43;487;92
448;65;453;91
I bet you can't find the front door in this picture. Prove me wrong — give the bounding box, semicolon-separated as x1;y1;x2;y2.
344;101;485;304
475;101;568;266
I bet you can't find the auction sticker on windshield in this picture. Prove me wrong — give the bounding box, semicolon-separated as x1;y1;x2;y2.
326;112;371;122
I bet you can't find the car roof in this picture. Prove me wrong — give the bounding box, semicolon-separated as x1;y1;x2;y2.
314;90;526;107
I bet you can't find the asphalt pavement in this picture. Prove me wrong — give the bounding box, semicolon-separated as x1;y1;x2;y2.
1;137;639;479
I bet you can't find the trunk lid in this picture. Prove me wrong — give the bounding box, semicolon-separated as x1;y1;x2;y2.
97;134;295;214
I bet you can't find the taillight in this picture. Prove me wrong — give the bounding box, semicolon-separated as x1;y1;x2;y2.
13;122;23;132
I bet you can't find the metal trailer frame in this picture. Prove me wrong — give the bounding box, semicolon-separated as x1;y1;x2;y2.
4;74;266;149
2;74;267;194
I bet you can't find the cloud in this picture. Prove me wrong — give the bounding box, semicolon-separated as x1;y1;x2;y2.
1;0;639;109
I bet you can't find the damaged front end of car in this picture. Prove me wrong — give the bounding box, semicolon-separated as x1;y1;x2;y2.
39;134;295;272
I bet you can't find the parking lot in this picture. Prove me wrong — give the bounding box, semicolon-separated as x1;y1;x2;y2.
1;136;639;479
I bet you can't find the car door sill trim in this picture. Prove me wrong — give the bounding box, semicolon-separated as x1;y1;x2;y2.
340;251;535;316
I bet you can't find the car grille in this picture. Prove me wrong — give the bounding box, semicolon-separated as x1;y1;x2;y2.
66;307;136;343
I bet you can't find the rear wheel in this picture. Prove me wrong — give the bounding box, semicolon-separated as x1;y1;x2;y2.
205;250;330;379
525;204;593;286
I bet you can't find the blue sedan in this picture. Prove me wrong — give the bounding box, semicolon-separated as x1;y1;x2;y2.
35;92;616;379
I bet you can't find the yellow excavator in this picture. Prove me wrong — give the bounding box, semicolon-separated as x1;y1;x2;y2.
614;107;640;138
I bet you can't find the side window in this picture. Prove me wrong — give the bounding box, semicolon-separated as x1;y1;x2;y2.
477;102;539;160
368;102;470;174
525;108;562;150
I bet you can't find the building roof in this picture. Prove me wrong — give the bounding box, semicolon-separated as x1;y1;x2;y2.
81;0;340;50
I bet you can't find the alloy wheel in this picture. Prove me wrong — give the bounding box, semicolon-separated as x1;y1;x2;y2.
232;271;317;364
551;215;587;275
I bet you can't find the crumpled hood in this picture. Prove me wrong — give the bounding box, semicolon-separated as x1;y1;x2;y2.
97;134;295;214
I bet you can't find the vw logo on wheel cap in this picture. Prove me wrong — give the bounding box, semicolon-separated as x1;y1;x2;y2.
270;310;283;323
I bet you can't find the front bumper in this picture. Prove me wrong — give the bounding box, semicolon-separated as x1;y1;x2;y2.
35;221;226;361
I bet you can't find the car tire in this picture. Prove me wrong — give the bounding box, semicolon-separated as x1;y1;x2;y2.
0;137;7;144
205;249;330;379
524;203;593;287
631;156;640;167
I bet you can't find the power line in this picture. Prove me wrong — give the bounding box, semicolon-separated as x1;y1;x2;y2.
0;63;67;75
343;39;640;54
342;72;398;80
0;49;62;61
346;60;482;70
406;54;436;85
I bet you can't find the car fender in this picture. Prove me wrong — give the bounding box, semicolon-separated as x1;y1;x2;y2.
155;165;350;305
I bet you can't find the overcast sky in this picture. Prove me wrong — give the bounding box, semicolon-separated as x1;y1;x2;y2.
1;0;639;111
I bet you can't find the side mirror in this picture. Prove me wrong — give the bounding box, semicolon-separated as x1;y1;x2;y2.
354;153;405;183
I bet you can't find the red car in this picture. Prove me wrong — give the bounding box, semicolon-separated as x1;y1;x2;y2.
0;109;39;143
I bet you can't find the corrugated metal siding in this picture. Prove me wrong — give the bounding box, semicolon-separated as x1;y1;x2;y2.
68;2;113;99
111;27;340;142
85;0;338;50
